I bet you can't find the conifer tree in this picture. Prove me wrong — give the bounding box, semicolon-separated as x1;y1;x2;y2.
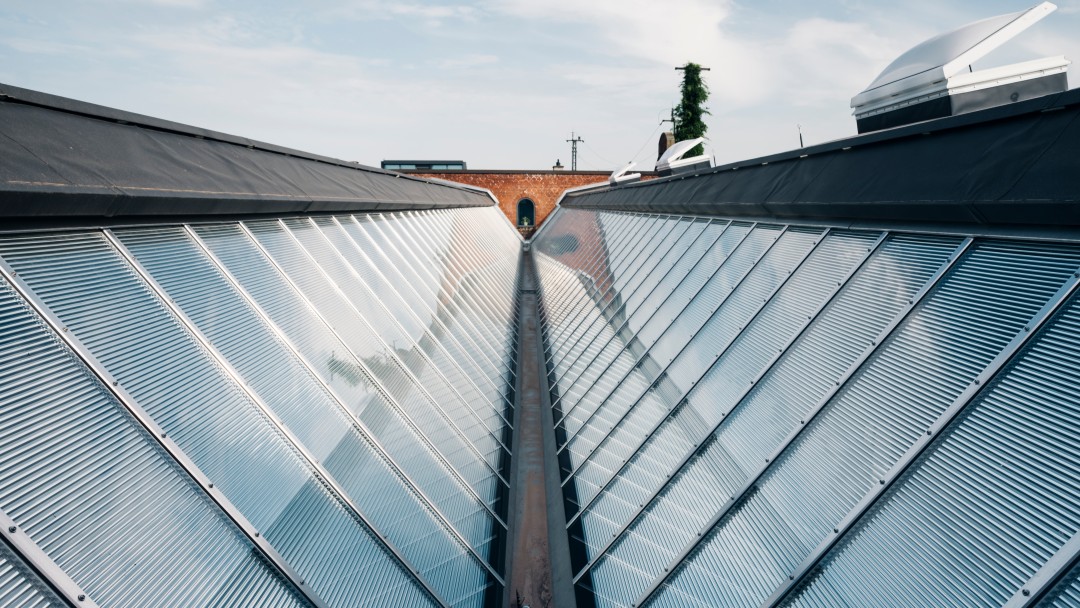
674;62;710;157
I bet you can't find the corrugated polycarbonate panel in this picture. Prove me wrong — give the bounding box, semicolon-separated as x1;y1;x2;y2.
562;227;821;482
622;219;727;337
557;224;785;444
574;231;881;577
549;217;701;427
0;233;436;608
113;226;494;606
342;215;511;404
534;210;632;356
313;217;508;435
241;219;503;510
0;541;61;608
552;211;660;345
384;208;519;376
543;212;660;358
370;212;511;364
0;275;308;608
544;211;642;330
560;215;697;350
190;223;499;555
578;233;961;607
785;288;1080;608
278;217;507;470
551;218;708;405
416;208;519;340
652;239;1080;607
554;219;733;408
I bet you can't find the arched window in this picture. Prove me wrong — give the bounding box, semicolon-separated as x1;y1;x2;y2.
517;199;535;227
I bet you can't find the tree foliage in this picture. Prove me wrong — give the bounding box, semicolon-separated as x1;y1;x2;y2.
674;62;710;157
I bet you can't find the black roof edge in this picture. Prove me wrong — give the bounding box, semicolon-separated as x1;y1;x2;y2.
563;87;1080;230
591;87;1080;189
0;82;487;200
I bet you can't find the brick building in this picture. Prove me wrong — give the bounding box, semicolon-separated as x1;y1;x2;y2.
401;170;642;237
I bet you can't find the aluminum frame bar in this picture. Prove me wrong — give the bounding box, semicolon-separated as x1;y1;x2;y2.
1004;532;1080;608
0;507;99;608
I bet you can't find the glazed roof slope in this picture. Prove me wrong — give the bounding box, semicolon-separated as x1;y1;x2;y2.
535;87;1080;608
0;85;521;608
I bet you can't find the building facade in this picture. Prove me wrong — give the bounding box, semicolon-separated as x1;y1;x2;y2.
401;170;649;237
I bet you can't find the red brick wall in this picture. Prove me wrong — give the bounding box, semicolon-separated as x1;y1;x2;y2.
407;171;611;229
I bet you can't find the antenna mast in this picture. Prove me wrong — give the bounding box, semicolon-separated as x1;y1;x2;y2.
566;132;584;170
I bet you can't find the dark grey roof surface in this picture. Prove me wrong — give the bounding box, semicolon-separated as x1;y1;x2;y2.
563;87;1080;228
0;83;490;220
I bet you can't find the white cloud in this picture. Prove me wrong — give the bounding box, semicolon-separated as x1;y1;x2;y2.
434;53;499;69
319;1;479;24
3;0;1078;170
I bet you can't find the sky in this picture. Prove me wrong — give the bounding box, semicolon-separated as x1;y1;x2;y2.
2;0;1078;170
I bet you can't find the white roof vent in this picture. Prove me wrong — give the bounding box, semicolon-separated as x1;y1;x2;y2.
851;2;1069;133
655;138;712;176
609;162;643;185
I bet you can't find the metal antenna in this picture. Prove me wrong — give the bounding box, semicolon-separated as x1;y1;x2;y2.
566;132;584;171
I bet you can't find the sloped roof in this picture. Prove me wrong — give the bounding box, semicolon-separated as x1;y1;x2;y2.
3;76;1080;608
534;80;1080;608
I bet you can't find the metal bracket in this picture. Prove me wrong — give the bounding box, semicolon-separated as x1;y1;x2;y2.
0;507;99;608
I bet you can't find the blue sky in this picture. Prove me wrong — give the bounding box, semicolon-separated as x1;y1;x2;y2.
2;0;1077;169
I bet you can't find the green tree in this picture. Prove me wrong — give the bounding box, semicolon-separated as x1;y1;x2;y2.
674;62;710;157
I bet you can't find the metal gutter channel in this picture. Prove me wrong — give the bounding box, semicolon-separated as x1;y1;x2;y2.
505;249;577;608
